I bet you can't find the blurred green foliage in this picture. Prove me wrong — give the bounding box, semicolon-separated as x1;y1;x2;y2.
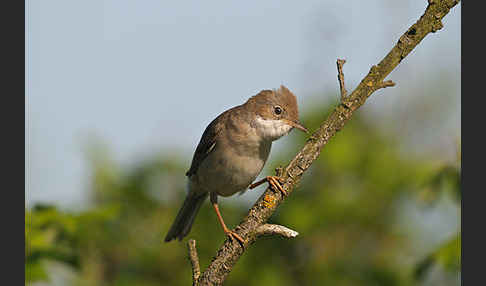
26;102;460;286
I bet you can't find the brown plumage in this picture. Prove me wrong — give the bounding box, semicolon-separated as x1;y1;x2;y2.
165;85;307;243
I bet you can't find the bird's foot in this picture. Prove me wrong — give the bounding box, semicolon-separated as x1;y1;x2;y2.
249;176;287;196
225;229;245;246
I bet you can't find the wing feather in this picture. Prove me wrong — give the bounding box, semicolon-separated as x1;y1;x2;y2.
185;109;229;177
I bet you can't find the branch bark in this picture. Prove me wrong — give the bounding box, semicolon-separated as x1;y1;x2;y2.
195;1;460;285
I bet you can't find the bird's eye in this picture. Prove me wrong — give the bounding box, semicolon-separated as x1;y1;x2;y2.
274;106;282;115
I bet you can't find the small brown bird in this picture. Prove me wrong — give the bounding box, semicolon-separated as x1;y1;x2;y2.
164;85;307;243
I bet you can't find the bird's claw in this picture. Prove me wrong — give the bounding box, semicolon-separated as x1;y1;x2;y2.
225;229;245;246
249;176;287;196
267;176;287;196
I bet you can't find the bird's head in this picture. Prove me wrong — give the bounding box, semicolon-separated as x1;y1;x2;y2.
245;85;308;141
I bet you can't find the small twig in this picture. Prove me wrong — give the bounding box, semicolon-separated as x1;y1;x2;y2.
187;239;201;285
255;224;299;238
377;80;396;89
336;59;348;102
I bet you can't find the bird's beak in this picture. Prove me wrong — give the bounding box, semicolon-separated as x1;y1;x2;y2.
284;119;309;133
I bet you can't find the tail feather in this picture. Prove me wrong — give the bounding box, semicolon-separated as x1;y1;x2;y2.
164;192;208;242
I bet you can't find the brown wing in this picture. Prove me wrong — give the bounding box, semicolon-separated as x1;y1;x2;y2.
185;109;230;177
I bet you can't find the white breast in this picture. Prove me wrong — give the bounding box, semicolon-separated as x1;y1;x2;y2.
254;116;293;141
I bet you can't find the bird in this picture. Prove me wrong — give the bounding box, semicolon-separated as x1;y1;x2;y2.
164;85;307;244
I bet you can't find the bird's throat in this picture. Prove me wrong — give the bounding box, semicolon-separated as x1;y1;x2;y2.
253;116;293;141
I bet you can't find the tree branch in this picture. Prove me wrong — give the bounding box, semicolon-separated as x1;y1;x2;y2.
254;224;299;239
187;239;201;286
336;59;348;101
195;1;460;285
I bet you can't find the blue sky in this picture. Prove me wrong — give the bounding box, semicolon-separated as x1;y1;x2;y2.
26;0;460;208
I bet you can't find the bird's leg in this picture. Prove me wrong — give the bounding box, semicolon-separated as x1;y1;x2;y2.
249;176;287;196
210;193;245;245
